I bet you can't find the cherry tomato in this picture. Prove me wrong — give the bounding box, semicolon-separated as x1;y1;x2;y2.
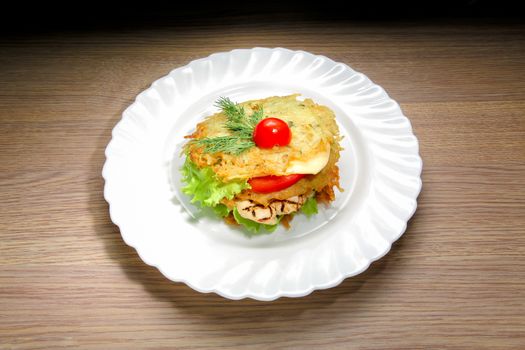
248;174;305;194
253;117;291;148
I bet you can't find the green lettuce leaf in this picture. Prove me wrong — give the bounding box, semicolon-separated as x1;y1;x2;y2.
212;204;231;218
232;207;279;234
301;197;318;217
180;158;250;208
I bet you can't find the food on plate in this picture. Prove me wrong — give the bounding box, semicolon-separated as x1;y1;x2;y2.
181;94;342;234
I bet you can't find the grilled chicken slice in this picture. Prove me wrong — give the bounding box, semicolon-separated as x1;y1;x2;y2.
235;194;309;225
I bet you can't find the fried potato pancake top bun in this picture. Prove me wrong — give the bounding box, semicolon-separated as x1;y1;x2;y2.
186;94;342;183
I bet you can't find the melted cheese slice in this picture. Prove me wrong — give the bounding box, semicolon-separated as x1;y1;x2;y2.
285;144;330;175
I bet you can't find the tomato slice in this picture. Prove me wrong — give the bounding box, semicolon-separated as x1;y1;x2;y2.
248;174;305;194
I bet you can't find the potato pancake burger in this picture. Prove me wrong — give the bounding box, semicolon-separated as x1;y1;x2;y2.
181;94;342;233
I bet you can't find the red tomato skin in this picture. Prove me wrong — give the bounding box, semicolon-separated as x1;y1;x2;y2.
248;174;305;194
253;118;291;148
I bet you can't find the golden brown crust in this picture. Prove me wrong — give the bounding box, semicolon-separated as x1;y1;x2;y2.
185;94;341;182
280;214;294;229
224;212;238;226
227;148;341;207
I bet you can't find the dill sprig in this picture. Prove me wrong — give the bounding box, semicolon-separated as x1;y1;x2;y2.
194;136;255;155
193;97;263;155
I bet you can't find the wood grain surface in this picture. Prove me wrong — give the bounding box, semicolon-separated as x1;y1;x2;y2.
1;16;524;349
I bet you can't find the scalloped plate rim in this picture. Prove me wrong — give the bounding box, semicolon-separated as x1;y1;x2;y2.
102;47;423;301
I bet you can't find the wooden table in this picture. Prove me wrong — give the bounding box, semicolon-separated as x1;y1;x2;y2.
1;16;524;349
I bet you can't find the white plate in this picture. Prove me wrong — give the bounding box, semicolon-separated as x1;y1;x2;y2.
103;48;422;301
